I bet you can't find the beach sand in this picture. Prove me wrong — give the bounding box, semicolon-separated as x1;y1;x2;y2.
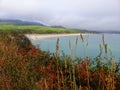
25;33;84;40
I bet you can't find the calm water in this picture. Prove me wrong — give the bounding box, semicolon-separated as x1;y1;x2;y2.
29;34;120;61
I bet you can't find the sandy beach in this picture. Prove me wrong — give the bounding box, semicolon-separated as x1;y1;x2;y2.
25;33;85;40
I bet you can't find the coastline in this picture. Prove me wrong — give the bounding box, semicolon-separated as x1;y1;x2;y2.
25;33;88;40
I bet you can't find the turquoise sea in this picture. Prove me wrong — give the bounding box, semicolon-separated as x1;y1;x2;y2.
29;34;120;61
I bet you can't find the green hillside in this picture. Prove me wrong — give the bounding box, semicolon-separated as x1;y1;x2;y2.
0;25;86;34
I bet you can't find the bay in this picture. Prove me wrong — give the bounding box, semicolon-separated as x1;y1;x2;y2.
29;34;120;61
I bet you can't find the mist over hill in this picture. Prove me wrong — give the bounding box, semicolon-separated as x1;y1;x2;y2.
0;19;45;26
90;30;120;34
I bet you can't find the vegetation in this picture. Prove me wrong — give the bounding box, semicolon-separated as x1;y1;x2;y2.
0;25;86;34
0;32;120;90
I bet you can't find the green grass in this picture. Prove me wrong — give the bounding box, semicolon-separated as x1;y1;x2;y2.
0;25;86;34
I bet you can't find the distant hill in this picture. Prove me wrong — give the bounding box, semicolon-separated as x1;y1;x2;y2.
102;31;120;34
51;25;65;28
90;30;120;34
0;19;45;26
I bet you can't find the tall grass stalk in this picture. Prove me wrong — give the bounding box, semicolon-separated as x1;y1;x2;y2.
55;38;60;57
79;34;89;58
69;40;75;60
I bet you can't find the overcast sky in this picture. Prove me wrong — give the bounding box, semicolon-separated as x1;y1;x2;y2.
0;0;120;31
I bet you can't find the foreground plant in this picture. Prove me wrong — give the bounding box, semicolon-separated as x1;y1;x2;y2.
0;32;120;90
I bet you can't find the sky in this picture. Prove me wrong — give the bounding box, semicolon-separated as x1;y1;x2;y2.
0;0;120;31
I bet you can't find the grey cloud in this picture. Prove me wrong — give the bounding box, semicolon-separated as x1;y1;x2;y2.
0;0;120;31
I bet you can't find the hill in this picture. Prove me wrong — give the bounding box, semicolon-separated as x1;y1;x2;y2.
0;25;85;34
0;19;44;26
0;19;92;34
0;32;120;90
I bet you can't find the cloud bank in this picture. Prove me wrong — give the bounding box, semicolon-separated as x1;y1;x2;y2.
0;0;120;30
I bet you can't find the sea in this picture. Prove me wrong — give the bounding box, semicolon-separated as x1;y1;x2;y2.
28;34;120;61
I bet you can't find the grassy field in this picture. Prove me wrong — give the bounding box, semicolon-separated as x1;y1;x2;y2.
0;32;120;90
0;25;86;34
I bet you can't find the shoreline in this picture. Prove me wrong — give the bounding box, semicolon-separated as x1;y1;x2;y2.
25;33;88;40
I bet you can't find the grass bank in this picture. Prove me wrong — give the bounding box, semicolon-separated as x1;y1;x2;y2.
0;32;120;90
0;25;86;34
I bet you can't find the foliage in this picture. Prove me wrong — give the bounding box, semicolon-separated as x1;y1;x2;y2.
0;32;120;90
